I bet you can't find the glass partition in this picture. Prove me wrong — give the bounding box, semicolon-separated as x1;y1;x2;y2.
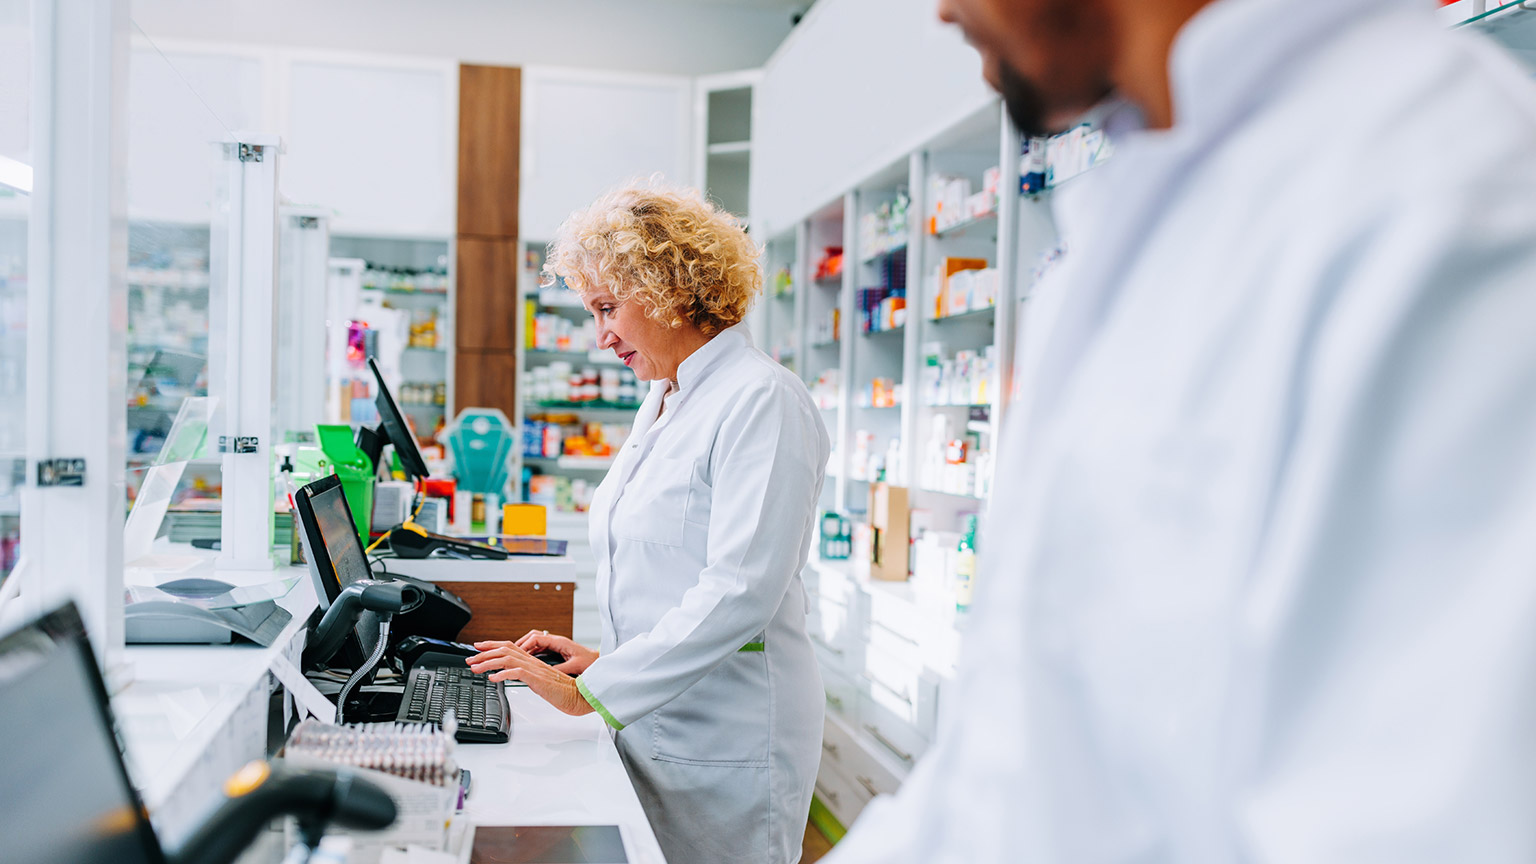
0;0;30;583
124;17;250;554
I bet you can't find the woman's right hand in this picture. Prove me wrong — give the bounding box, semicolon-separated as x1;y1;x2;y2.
508;630;599;675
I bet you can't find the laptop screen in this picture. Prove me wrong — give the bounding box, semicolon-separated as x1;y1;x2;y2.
0;605;165;864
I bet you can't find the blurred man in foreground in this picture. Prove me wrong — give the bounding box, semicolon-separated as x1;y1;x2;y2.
828;0;1536;861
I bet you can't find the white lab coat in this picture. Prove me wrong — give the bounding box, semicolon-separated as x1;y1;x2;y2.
576;325;829;864
829;1;1536;862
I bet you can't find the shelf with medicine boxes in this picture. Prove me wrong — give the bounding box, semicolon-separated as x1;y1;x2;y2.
754;226;802;373
845;157;914;507
124;221;222;507
756;98;1095;834
325;236;455;452
799;197;851;514
512;240;645;519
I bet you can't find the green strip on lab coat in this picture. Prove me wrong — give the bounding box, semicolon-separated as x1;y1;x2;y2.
808;795;846;844
738;642;765;652
576;676;625;731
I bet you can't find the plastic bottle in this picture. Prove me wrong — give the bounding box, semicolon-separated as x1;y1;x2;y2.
954;514;978;612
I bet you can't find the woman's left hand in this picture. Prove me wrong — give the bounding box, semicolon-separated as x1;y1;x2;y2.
467;642;594;717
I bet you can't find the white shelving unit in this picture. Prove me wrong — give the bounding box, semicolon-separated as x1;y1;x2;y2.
695;71;760;222
756;227;801;370
325;236;454;452
759;99;1079;837
757;1;1536;840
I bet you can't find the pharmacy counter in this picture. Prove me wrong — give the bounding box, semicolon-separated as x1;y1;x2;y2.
112;544;655;861
115;566;318;849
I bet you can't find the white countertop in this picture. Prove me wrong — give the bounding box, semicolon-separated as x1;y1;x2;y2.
115;570;318;814
457;691;666;863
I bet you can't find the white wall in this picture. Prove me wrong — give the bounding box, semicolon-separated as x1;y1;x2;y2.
751;0;994;235
127;0;796;77
0;9;30;164
520;69;692;243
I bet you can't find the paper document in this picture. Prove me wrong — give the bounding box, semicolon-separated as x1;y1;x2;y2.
269;652;337;724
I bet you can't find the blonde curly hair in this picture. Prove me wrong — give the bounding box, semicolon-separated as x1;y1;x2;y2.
541;179;762;336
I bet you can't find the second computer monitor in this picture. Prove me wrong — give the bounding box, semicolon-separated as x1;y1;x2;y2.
368;357;430;481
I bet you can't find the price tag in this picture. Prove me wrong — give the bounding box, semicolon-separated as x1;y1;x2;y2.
218;435;261;454
37;458;86;487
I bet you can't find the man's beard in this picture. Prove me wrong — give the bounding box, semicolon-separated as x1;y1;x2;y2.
998;60;1052;138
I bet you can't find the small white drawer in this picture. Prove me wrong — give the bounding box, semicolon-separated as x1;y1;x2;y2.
858;640;940;728
840;736;904;799
808;597;857;658
859;643;925;712
820;661;858;725
820;711;857;770
856;688;930;769
865;584;926;645
814;759;868;827
866;615;922;658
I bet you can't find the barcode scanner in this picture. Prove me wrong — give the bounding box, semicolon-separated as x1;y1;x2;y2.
388;521;510;559
166;760;396;864
303;580;425;670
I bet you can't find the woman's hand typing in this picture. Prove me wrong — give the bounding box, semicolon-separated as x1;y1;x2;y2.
467;641;595;717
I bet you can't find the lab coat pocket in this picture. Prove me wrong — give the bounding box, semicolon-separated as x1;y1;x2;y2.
612;456;693;547
651;650;771;767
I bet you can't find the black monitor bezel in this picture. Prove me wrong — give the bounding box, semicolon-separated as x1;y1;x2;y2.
368;357;431;481
0;603;168;864
292;474;379;675
294;473;358;608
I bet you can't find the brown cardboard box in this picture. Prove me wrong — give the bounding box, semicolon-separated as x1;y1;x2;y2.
869;483;910;581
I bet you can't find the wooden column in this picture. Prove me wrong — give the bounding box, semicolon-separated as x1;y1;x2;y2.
455;64;521;418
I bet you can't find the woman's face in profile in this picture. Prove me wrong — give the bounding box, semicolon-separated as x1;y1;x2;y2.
583;287;681;382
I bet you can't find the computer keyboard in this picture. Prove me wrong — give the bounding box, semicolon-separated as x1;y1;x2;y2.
396;660;510;744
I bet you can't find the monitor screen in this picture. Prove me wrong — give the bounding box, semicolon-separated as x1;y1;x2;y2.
294;474;383;672
369;357;430;481
0;605;165;864
308;477;374;596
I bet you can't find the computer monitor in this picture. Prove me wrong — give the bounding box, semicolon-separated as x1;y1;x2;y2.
368;357;430;481
0;603;166;864
293;473;384;674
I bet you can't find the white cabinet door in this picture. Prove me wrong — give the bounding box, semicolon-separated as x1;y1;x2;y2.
520;69;691;243
281;56;456;238
128;45;267;223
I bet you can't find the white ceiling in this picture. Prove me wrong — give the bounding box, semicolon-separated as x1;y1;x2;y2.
130;0;810;76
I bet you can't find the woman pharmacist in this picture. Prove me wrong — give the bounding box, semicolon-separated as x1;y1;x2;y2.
467;180;830;864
